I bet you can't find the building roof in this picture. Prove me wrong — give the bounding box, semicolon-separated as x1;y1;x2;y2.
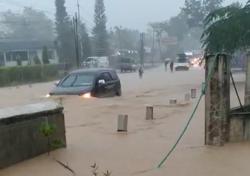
70;68;115;75
0;40;55;51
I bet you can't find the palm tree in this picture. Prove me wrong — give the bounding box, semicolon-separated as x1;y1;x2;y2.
201;1;250;105
201;2;250;53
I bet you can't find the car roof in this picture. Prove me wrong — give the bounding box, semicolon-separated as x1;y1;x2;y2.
70;68;115;75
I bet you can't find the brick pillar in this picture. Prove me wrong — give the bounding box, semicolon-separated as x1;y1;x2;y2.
205;54;230;146
245;52;250;105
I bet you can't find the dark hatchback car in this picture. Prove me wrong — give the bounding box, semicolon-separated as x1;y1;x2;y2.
49;68;122;97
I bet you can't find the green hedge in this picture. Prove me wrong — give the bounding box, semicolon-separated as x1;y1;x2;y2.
0;65;60;87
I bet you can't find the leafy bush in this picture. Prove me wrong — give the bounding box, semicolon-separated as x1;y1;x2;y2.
0;64;60;87
34;55;42;65
39;121;56;155
42;46;50;64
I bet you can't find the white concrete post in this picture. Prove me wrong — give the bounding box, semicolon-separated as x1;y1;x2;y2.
117;115;128;132
191;89;197;99
185;93;191;102
169;99;177;105
146;106;154;120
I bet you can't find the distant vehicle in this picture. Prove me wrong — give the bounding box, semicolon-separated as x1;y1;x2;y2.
119;57;137;72
82;56;109;68
190;57;202;67
174;53;190;71
81;57;98;68
49;68;121;98
96;56;109;68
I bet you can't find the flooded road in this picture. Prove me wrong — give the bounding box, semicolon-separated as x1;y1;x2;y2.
0;66;249;176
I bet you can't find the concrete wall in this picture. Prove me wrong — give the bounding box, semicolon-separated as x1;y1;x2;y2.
0;102;66;169
229;106;250;142
229;116;250;143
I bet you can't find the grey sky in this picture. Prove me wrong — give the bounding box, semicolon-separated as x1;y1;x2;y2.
0;0;248;31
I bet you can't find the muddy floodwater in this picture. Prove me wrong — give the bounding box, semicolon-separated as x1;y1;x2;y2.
0;66;249;176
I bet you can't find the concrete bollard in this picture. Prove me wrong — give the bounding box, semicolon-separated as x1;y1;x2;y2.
117;114;128;132
146;106;154;120
191;89;197;99
169;99;177;105
185;93;191;102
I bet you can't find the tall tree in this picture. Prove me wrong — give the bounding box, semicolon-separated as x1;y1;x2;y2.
110;26;140;50
203;0;224;15
2;7;54;40
183;0;204;27
164;12;189;42
182;0;224;28
79;22;92;60
42;46;50;64
201;2;246;53
55;0;75;65
92;0;109;56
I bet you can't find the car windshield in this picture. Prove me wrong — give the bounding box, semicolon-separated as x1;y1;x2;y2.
60;73;94;87
176;54;188;63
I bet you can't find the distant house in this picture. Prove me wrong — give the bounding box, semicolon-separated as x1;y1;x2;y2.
0;40;59;67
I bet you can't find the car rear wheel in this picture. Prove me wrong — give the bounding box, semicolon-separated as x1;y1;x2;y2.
116;88;122;96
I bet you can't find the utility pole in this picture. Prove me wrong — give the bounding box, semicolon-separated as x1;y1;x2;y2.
151;29;155;66
73;13;80;68
117;26;122;49
140;33;145;66
157;31;162;61
76;0;83;61
77;0;81;20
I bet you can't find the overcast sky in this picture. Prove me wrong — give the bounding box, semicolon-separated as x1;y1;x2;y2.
0;0;248;31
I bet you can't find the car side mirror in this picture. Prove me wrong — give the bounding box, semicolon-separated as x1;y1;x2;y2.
98;79;106;86
55;81;60;86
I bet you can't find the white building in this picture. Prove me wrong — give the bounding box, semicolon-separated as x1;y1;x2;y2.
0;40;59;67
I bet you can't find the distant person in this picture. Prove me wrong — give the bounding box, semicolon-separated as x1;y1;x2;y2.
138;65;144;79
164;59;170;71
170;61;174;72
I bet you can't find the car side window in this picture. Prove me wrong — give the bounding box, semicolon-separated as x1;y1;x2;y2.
61;74;76;87
99;72;112;82
110;71;118;80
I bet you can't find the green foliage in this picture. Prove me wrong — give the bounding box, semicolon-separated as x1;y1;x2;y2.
203;0;224;14
40;122;56;137
0;65;59;87
2;7;54;40
55;0;75;64
182;0;224;28
110;26;140;50
79;23;92;60
40;121;56;155
16;57;22;66
34;55;41;65
92;0;109;56
183;0;204;27
42;46;50;64
201;2;249;53
51;139;64;149
164;12;189;42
